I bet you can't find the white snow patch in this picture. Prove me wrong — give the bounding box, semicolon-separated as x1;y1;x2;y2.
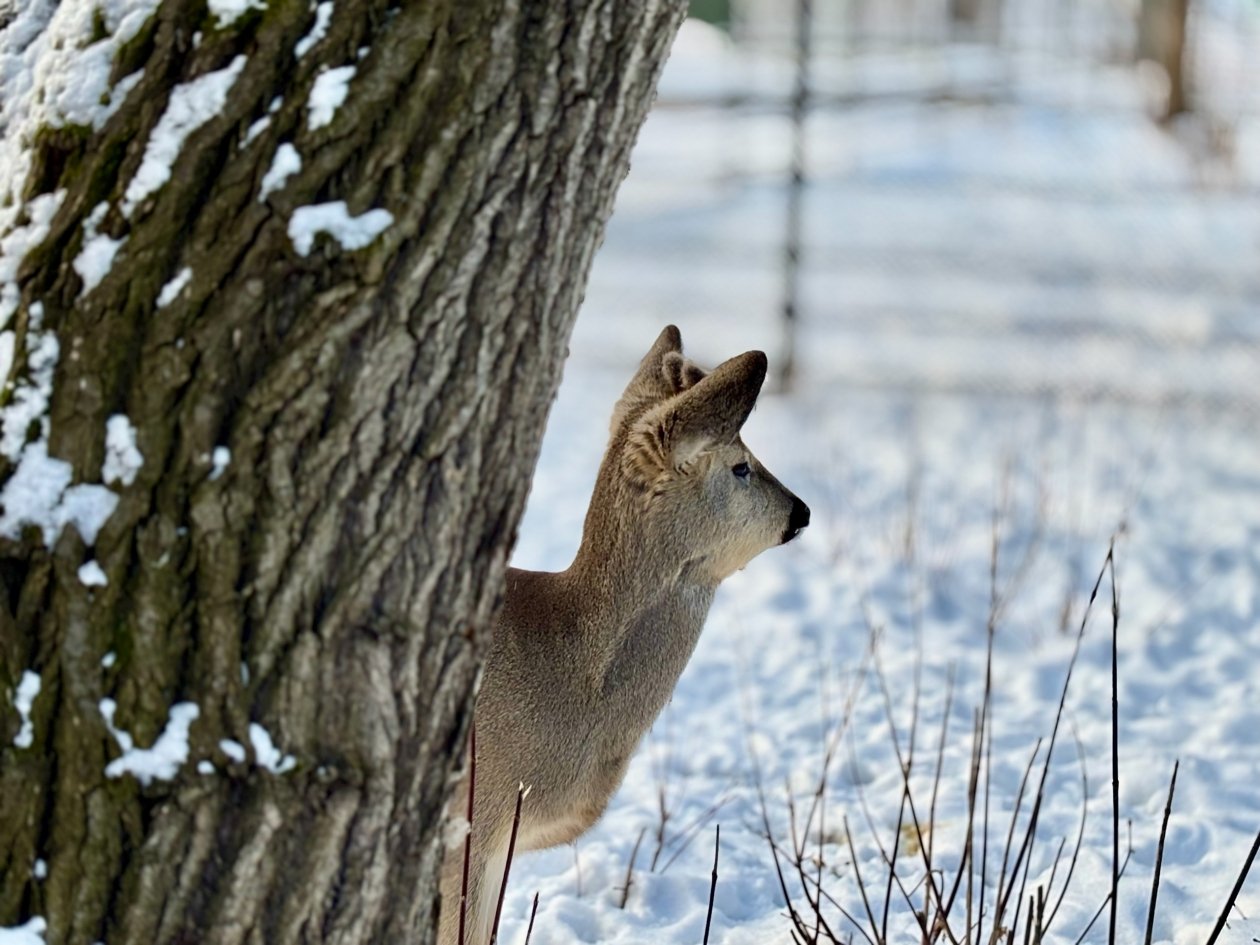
207;0;265;27
0;0;155;247
295;2;334;58
156;267;192;308
32;860;46;880
71;203;126;296
288;202;393;256
0;331;15;386
102;414;143;486
0;916;46;945
259;143;301;200
0;441;119;546
1;192;64;330
101;699;199;786
101;651;117;668
77;560;108;587
197;760;214;775
244;115;271;144
122;55;247;216
56;481;119;546
11;671;40;749
209;446;231;481
306;65;354;130
218;738;246;763
248;722;296;774
0;325;58;460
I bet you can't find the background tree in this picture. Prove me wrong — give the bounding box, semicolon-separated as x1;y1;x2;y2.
0;2;686;943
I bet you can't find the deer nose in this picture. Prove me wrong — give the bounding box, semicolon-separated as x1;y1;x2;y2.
783;497;810;544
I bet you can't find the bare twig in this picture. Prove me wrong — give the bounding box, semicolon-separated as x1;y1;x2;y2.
1143;760;1179;945
1044;726;1090;929
703;825;720;945
844;814;882;943
490;782;530;945
459;725;477;945
1204;828;1260;945
522;892;539;945
619;828;646;909
1109;544;1121;945
1072;823;1133;945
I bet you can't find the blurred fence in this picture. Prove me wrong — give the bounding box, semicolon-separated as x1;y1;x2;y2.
582;0;1260;414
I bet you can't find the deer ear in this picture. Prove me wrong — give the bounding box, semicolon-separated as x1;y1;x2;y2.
662;350;767;467
662;351;708;395
610;325;684;434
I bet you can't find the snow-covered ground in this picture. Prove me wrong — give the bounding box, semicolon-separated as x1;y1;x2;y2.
493;19;1260;945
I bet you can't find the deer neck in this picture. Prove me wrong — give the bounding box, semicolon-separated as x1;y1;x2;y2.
564;511;716;711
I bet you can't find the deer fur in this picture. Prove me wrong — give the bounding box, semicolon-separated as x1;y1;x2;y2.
438;325;810;944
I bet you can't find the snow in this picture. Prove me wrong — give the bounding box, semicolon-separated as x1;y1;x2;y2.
0;331;15;386
197;760;214;775
0;917;46;945
71;203;125;297
295;2;333;58
0;322;58;460
248;722;296;774
101;651;116;668
32;860;46;880
101;699;199;786
259;143;301;200
0;441;119;546
207;0;265;27
11;670;40;749
209;446;231;481
306;65;354;130
219;738;246;763
0;191;63;330
244;115;271;144
122;55;247;216
156;267;192;308
483;19;1260;945
102;414;143;486
77;560;107;587
0;0;155;238
287;201;393;256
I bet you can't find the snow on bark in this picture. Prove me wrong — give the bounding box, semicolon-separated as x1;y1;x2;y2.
247;723;296;774
102;414;143;486
287;201;392;255
100;699;200;786
207;0;267;27
306;65;355;129
0;0;155;232
122;55;248;216
259;144;302;200
295;2;334;58
77;560;108;587
71;203;126;297
10;670;40;749
155;267;193;308
0;917;47;944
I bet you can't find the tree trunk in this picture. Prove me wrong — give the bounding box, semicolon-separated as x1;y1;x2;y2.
0;2;686;943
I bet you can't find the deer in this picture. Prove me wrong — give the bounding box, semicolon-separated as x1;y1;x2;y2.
438;325;810;944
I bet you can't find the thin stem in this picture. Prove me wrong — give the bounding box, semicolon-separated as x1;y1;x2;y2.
1204;828;1260;945
703;825;720;945
489;783;529;945
522;892;539;945
459;725;476;945
1143;760;1179;945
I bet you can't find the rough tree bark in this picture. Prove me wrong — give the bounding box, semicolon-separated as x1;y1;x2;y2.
0;2;686;943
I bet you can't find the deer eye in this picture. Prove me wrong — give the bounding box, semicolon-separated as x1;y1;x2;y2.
732;462;750;479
